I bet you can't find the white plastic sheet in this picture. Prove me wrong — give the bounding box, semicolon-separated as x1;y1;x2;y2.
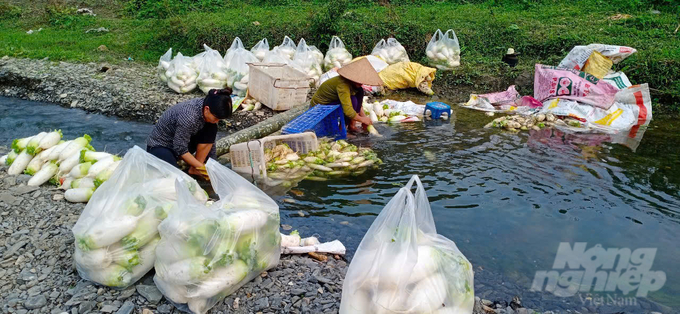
71;146;208;289
340;175;474;314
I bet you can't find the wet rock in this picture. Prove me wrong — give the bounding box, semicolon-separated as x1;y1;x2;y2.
115;301;135;314
79;300;96;313
136;284;162;303
24;295;47;309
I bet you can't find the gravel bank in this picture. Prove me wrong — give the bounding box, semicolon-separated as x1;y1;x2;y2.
0;57;275;134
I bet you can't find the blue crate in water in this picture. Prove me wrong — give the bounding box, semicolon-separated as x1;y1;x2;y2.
282;105;347;140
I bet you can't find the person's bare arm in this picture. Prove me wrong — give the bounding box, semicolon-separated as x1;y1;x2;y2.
179;153;204;169
194;143;212;164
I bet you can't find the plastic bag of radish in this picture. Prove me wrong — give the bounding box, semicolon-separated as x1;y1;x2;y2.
71;146;208;289
250;38;269;62
426;29;461;70
158;48;173;83
154;159;280;314
225;48;259;97
197;49;228;94
340;175;474;314
166;53;198;94
291;38;323;83
323;36;352;71
371;38;410;65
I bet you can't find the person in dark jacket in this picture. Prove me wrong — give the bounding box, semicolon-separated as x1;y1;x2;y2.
146;88;233;179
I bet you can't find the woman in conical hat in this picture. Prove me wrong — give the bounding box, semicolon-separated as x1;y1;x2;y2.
310;58;383;133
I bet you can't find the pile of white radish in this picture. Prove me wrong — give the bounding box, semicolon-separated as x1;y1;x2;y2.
291;38;323;83
273;36;297;60
197;48;229;94
1;131;120;203
158;48;173;83
426;29;461;70
166;52;198;94
250;38;269;62
239;98;262;112
371;38;410;65
154;159;280;314
364;100;421;124
340;175;474;314
323;36;353;71
71;146;208;289
225;48;259;97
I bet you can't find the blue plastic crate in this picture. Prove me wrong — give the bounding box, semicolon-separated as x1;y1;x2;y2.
282;105;347;140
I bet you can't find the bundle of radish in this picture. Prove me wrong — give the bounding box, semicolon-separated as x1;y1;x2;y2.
225;48;259;97
71;146;208;289
340;175;474;314
291;38;323;83
371;38;410;65
166;53;198;94
426;29;461;70
197;49;229;94
364;101;421;124
323;36;353;71
154;159;280;314
263;138;382;185
158;48;173;82
250;38;269;62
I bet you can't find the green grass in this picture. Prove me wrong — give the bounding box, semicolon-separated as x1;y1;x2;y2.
1;0;679;111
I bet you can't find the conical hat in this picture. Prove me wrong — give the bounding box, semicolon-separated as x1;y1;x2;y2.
337;58;384;86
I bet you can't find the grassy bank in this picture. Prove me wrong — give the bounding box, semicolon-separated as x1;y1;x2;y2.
1;0;678;111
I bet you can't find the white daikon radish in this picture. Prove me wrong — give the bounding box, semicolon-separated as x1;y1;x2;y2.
162;257;211;285
65;187;94;203
68;162;92;179
94;160;120;187
86;264;131;288
219;209;269;234
28;162;58;186
281;232;301;247
59;151;83;174
61;176;75;190
48;140;72;160
59;135;91;161
409;245;441;284
80;150;111;163
369;111;379;123
86;156;116;178
71;177;95;189
188;298;209;314
407;274;449;312
154;276;189;304
76;215;139;250
25;132;47;155
11;136;33;153
301;236;320;246
7;150;32;175
24;156;45;175
37;130;62;152
0;155;7;166
186;259;249;299
74;247;112;269
128;237;159;279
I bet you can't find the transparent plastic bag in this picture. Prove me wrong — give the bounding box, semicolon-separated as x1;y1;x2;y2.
371;38;409;65
323;36;353;71
273;36;297;60
197;49;228;94
426;29;460;70
158;48;173;83
190;44;215;71
308;45;324;65
291;38;323;83
224;37;245;67
226;48;258;97
340;175;474;314
251;38;269;62
166;52;198;94
71;146;208;289
263;47;291;65
154;159;280;314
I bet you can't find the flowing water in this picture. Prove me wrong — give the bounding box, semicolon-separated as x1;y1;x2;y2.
2;96;679;312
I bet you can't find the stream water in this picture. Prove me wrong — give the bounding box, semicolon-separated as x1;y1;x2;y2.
1;96;678;312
